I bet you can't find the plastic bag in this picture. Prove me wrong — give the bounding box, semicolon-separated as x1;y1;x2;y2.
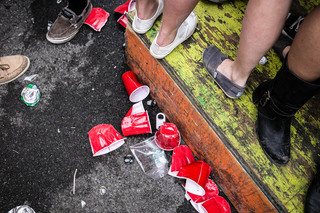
130;136;168;180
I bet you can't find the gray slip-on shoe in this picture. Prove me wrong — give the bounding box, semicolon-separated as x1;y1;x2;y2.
202;45;245;99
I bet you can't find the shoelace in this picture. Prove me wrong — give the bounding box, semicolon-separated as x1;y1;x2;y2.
289;16;304;32
0;64;10;71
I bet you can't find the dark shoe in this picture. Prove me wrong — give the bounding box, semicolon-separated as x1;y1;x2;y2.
305;167;320;213
253;80;291;165
273;34;292;61
253;57;320;166
282;13;304;40
203;45;245;99
0;55;30;85
46;0;92;44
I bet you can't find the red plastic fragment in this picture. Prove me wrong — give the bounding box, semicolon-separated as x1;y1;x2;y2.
84;8;110;31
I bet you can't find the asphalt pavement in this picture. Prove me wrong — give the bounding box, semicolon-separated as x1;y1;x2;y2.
0;0;236;212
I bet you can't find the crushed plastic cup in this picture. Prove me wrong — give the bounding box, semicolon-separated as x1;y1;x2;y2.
121;102;152;136
168;145;195;177
155;122;181;151
8;205;35;213
177;161;211;196
198;196;231;213
185;179;219;204
122;71;150;103
88;124;125;157
84;8;110;32
130;136;168;179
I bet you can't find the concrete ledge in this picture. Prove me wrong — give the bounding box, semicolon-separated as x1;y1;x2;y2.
125;24;277;212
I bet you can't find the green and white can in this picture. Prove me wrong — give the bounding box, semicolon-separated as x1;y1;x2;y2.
21;84;41;106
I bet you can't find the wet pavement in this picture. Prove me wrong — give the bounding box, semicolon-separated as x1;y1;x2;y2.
0;0;236;212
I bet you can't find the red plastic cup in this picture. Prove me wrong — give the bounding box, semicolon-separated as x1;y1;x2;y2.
168;145;195;177
88;124;125;157
198;196;231;213
155;122;181;151
122;71;150;103
121;102;152;136
121;111;152;136
185;179;219;204
177;161;211;196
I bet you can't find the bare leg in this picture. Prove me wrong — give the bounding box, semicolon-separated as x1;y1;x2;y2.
288;5;320;82
135;0;159;20
156;0;199;47
217;0;292;87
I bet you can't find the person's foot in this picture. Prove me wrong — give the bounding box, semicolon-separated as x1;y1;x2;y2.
149;11;197;59
132;0;164;34
0;55;30;85
46;0;92;44
202;45;246;99
215;59;247;87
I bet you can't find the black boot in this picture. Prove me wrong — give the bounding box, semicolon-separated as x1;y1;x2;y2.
252;57;320;166
305;166;320;213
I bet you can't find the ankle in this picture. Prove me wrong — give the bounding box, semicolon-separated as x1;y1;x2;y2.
217;59;248;87
156;29;177;47
137;0;159;20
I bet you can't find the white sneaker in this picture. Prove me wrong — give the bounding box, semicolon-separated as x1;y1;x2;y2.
149;11;197;59
132;0;164;34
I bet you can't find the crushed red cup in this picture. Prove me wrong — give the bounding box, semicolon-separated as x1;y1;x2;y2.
114;0;136;28
177;161;211;196
185;179;219;204
168;145;195;177
198;196;231;213
121;102;152;136
117;14;128;28
121;111;152;136
155;122;181;151
88;124;125;157
84;8;110;32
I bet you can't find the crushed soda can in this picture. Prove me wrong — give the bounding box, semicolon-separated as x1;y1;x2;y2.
21;84;41;106
8;205;35;213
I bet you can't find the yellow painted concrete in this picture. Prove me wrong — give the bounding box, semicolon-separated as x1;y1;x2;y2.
128;0;320;212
